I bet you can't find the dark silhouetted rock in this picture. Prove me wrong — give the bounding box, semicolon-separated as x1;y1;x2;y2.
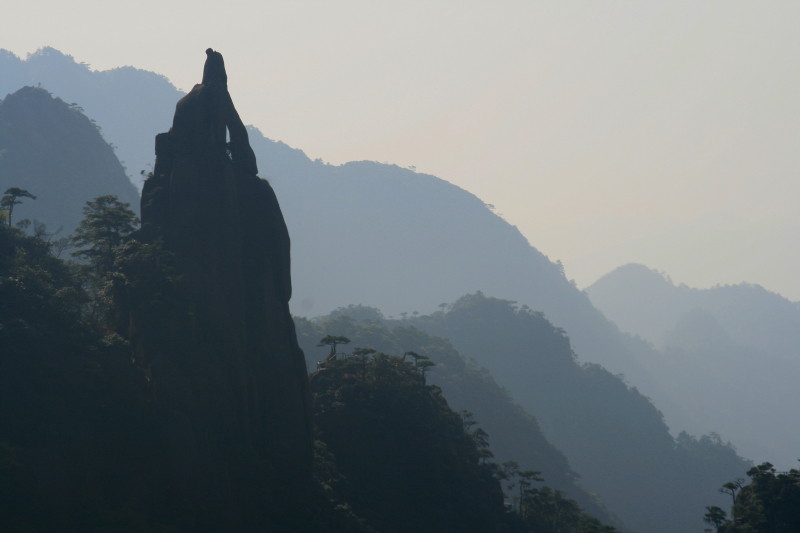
131;49;313;531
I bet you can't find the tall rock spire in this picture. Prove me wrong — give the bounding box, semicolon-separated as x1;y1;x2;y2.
132;49;313;530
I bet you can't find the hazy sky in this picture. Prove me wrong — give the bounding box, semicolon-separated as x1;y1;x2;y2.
4;1;800;299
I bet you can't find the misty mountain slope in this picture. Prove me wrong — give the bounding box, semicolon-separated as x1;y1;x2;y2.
272;157;562;313
248;123;567;319
404;293;751;533
588;263;800;355
583;264;689;347
294;308;621;529
586;263;800;468
0;86;140;235
0;48;180;185
253;132;669;396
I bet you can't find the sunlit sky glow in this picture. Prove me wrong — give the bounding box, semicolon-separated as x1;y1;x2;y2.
4;0;799;299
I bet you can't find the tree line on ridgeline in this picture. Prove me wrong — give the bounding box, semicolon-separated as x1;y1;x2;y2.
309;338;619;533
704;462;800;533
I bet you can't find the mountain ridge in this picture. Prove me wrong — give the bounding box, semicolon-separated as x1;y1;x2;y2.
0;85;140;235
402;292;750;533
587;263;800;469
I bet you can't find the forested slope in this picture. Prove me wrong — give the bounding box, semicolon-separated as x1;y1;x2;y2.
296;309;619;528
405;293;751;533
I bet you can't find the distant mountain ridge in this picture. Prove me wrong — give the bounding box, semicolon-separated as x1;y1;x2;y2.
587;263;800;469
0;48;180;188
588;263;800;355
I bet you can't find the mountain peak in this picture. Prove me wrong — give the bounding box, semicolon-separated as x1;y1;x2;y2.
0;85;140;234
593;263;673;290
129;49;313;528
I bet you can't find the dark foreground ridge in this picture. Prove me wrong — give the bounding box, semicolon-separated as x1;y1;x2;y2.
131;48;314;530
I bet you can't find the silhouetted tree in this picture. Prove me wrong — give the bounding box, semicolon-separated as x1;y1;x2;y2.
719;479;744;506
352;347;376;374
703;506;728;532
71;195;139;276
318;335;351;360
1;187;36;226
404;351;435;382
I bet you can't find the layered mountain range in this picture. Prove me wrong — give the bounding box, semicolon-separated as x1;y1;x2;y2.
0;47;772;533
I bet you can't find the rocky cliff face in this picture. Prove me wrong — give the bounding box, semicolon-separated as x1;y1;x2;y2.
132;49;313;530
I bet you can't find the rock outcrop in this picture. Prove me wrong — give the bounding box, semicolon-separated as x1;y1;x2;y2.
133;49;312;530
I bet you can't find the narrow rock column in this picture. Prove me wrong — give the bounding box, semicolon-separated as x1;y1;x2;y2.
134;49;313;530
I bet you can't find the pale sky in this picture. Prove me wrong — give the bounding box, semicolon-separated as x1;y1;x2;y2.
4;1;800;299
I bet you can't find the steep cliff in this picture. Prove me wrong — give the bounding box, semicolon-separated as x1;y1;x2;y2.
130;49;313;530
